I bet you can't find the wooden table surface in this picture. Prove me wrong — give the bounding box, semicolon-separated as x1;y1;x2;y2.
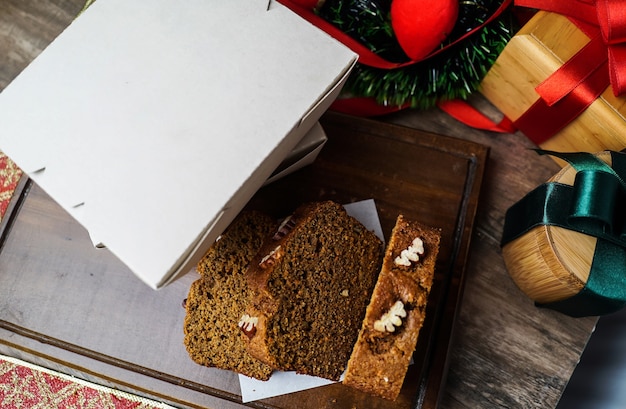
0;1;598;408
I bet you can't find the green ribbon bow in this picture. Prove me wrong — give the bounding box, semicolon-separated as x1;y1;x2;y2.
501;150;626;317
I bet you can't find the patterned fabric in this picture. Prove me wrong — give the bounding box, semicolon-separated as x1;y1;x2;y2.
0;355;174;409
0;151;22;222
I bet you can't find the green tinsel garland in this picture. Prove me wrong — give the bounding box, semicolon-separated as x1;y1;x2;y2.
318;0;517;109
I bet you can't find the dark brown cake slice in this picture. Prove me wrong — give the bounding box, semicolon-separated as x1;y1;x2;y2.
343;214;441;400
242;201;384;381
183;210;278;380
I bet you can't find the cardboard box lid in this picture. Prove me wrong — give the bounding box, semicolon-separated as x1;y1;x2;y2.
0;0;357;289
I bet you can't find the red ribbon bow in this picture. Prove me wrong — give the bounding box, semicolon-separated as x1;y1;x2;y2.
513;0;626;143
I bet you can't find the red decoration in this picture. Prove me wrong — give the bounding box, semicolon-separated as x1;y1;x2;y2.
278;0;512;116
278;0;510;69
390;0;458;60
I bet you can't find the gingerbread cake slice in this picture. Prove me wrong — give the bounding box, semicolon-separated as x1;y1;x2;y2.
183;210;278;380
242;201;384;381
343;214;441;400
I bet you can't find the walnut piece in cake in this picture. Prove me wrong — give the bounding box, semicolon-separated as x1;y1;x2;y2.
373;300;407;332
238;314;259;339
394;237;424;266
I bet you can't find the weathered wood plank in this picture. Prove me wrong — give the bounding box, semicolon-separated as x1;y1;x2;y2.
0;0;83;88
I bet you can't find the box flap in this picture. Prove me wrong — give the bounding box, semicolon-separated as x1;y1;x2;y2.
0;0;357;288
265;122;327;185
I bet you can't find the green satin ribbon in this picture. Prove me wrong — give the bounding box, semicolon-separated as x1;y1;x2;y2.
501;150;626;317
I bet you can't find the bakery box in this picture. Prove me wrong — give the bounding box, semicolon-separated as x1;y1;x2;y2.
480;11;626;155
0;0;357;289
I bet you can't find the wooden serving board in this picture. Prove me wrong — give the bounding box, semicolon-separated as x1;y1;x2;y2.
0;112;488;409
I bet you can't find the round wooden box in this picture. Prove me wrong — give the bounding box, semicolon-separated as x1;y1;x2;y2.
501;152;612;304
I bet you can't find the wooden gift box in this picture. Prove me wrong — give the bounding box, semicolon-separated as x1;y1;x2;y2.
502;151;626;317
501;155;602;304
481;11;626;155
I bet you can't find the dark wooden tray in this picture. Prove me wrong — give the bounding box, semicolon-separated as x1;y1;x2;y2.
0;112;488;409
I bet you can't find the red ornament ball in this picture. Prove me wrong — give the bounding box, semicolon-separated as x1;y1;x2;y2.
391;0;459;60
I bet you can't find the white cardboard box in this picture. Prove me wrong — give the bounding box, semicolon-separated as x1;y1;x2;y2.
0;0;356;289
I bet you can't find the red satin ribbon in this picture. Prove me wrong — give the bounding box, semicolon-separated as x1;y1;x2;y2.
513;0;626;144
598;0;626;95
438;100;517;133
